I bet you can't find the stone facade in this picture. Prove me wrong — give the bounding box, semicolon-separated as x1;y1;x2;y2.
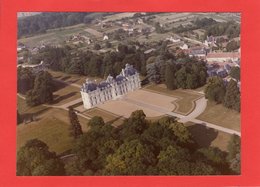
81;64;141;109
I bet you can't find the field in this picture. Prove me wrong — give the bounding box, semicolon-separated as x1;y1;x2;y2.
17;108;89;154
18;24;90;48
103;13;136;22
83;108;125;127
197;101;240;132
144;84;203;115
185;122;232;151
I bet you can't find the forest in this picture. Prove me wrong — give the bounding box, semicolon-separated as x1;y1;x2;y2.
17;110;241;176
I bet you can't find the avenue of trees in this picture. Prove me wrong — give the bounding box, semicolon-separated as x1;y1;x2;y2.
17;110;240;176
205;76;240;112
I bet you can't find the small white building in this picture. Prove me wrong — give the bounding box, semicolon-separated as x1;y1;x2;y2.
180;44;188;50
103;35;109;41
81;64;141;109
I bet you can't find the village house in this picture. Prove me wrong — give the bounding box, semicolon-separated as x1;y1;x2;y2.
81;64;141;109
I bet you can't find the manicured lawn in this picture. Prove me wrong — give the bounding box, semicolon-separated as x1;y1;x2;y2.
17;108;89;154
144;84;202;115
84;108;125;127
185;122;232;152
197;101;240;132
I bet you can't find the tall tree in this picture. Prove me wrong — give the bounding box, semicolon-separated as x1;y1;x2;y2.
165;62;177;90
204;76;226;103
105;140;156;175
26;71;53;106
223;79;240;112
68;107;83;139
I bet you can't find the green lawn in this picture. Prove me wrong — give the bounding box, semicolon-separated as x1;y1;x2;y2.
144;84;202;115
185;122;232;151
197;101;240;132
17;107;90;154
17;108;75;154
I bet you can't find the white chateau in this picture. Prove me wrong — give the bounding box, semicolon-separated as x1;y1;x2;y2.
81;64;141;109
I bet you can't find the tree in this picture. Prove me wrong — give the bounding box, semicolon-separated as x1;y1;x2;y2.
204;76;226;103
17;67;35;94
227;135;240;174
68;107;83;139
230;67;240;81
88;116;105;128
93;43;101;50
17;139;65;176
165;62;177;90
157;145;191;175
26;71;53;106
176;67;187;88
226;40;240;52
105;41;112;48
105;140;156;175
223;79;240;112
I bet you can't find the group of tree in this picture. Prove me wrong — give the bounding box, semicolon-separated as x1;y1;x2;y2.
18;12;113;38
146;50;207;90
17;110;240;175
68;107;83;139
205;76;240;112
32;43;147;78
17;139;65;176
172;18;217;34
204;21;240;39
25;71;54;106
226;40;240;52
230;66;240;81
64;110;237;175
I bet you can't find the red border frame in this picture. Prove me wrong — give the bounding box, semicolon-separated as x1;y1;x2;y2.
1;0;260;186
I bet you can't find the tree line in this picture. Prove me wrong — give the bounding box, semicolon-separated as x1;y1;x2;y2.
17;110;241;175
18;12;113;38
172;18;240;40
